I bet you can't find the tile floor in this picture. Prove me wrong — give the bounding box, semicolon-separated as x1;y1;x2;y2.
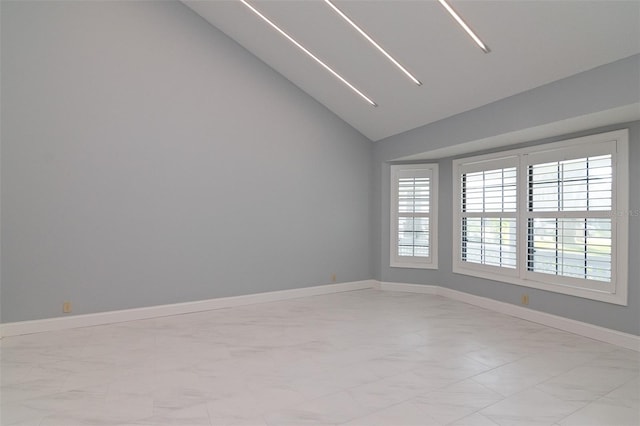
1;289;638;426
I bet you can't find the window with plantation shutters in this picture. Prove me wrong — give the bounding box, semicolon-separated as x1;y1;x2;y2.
526;152;614;287
391;164;438;269
453;130;629;305
461;164;518;270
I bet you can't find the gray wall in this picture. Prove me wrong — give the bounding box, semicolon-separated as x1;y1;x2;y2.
0;1;373;322
2;0;638;336
373;56;640;335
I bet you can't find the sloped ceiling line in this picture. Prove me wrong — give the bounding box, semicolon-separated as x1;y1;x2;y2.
184;0;640;142
239;0;379;107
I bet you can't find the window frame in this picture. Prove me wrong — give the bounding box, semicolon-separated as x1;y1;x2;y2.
458;155;520;279
452;129;629;305
390;163;439;269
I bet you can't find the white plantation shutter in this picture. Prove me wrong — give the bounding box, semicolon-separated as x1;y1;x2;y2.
527;218;612;282
391;164;438;269
458;158;519;275
398;176;430;257
452;130;628;305
525;149;615;290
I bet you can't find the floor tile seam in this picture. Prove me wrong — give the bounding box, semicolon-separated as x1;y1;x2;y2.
415;373;506;423
255;376;365;426
331;392;443;426
441;412;491;426
599;374;640;402
532;354;619;394
457;350;524;372
323;369;437;425
334;374;500;426
361;343;518;384
532;379;611;404
443;375;507;401
0;400;56;426
438;294;631;351
472;361;575;400
152;396;209;420
0;381;74;408
476;411;508;426
420;374;503;403
465;343;604;386
452;412;498;426
540;354;639;387
586;359;640;375
468;375;515;400
455;351;527;384
552;396;600;425
478;381;592;423
202;398;217;426
341;365;454;394
260;411;274;426
13;383;111;412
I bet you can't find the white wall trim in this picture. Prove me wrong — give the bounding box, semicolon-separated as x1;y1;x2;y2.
378;281;640;351
3;279;637;352
375;281;438;294
0;280;375;338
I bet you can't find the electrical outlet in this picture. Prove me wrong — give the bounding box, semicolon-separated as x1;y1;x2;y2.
331;273;337;283
63;301;72;313
521;295;529;306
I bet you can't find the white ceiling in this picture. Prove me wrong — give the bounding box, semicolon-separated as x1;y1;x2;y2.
184;0;640;141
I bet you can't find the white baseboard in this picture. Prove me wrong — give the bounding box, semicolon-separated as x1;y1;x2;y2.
378;281;640;352
3;279;638;352
0;280;375;338
375;281;438;294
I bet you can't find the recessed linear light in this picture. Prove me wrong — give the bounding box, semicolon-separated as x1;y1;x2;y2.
324;0;422;86
239;0;377;107
438;0;490;53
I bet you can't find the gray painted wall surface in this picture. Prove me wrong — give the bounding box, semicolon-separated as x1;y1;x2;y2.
2;0;638;336
374;55;640;162
373;57;640;335
1;1;372;322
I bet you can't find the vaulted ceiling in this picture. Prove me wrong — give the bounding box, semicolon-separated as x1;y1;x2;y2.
184;0;640;141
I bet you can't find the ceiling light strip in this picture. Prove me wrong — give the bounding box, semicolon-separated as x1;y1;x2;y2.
438;0;490;53
239;0;377;107
324;0;422;86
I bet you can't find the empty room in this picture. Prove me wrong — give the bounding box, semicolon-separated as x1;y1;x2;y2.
1;1;639;425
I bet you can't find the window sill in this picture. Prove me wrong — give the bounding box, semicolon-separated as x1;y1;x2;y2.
390;261;438;270
452;264;627;306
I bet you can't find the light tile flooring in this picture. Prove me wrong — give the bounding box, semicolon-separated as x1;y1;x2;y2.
1;289;638;426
